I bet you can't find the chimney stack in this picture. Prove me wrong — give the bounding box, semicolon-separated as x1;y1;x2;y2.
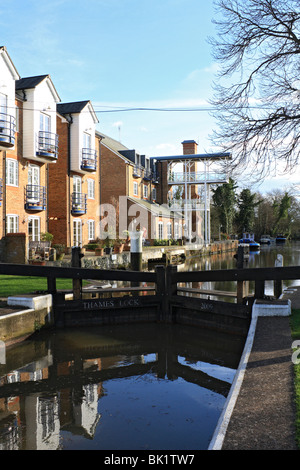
182;140;198;155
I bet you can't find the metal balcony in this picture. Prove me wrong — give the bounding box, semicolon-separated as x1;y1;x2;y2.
133;165;143;177
143;169;153;181
36;131;58;160
0;113;16;147
71;192;87;215
81;148;97;171
25;185;46;211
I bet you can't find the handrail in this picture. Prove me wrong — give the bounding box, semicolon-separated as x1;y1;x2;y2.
0;112;16;145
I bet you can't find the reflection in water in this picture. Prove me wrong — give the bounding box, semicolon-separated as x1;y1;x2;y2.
0;324;245;450
180;241;300;300
2;242;297;450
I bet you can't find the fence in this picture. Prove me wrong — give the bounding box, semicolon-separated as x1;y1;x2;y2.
0;260;299;334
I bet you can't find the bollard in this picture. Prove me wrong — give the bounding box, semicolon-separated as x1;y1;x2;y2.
130;231;143;271
274;254;283;299
72;246;84;300
236;245;249;303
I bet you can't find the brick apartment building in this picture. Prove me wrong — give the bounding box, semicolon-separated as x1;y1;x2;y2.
98;132;184;243
0;47;61;261
48;100;100;248
0;46;228;261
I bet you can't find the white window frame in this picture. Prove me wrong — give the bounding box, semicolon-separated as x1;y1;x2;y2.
143;184;148;199
6;215;19;234
158;221;163;240
152;187;156;201
28;217;40;241
174;222;179;240
133;181;138;196
73;219;82;247
88;220;95;240
87;179;95;199
167;222;172;239
6;159;18;187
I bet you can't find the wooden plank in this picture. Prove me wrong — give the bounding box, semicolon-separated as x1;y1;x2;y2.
55;294;162;312
82;286;155;294
0;262;157;282
177;287;237;298
171;294;250;318
174;265;300;283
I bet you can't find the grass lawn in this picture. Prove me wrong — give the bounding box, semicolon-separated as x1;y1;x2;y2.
291;309;300;449
0;275;77;297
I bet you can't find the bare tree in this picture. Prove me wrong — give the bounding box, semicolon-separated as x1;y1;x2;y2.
209;0;300;182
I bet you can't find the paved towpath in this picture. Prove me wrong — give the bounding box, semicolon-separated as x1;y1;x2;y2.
213;287;300;450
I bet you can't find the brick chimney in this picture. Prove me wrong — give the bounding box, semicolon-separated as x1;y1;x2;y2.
182;140;198;155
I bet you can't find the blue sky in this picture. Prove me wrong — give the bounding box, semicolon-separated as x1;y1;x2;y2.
1;0;297;194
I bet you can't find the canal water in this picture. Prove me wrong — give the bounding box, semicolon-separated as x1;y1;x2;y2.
0;241;299;450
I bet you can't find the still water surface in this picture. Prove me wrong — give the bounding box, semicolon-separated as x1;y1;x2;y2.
0;241;299;450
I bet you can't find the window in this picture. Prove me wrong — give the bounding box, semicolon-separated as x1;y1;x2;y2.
167;222;172;239
83;132;91;149
6;159;18;186
28;217;40;241
87;179;95;199
143;184;148;199
0;93;7;115
40;112;50;133
88;220;95;240
158;222;163;240
133;181;138;196
28;165;40;202
73;220;82;247
152;188;156;201
174;223;179;240
6;215;18;234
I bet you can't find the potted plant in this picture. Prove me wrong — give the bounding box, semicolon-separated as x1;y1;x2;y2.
104;237;113;255
114;238;125;254
40;232;54;243
29;254;46;266
95;240;104;256
53;244;66;260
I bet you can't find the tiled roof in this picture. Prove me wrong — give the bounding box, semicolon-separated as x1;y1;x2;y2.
57;101;90;115
16;75;49;90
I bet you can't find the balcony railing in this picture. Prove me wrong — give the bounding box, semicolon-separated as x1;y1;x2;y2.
168;199;205;211
133;165;143;177
0;113;16;147
36;131;58;160
168;171;228;184
143;168;153;181
25;185;46;211
81;148;97;171
71;192;87;215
